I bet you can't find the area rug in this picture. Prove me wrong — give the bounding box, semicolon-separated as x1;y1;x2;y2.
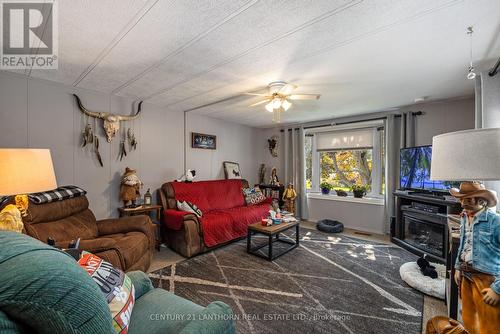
149;228;423;334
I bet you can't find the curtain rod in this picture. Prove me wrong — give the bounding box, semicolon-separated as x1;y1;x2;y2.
279;111;423;132
489;56;500;77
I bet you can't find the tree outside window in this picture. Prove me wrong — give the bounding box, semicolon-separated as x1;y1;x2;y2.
305;126;384;196
320;149;373;191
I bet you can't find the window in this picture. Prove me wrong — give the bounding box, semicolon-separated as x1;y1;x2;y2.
305;123;384;197
320;149;373;191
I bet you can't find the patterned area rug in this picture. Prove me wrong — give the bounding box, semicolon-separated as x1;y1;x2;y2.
150;228;423;334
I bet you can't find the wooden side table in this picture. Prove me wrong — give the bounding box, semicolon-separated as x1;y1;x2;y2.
118;205;162;251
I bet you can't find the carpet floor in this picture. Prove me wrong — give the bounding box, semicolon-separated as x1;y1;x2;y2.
149;228;423;334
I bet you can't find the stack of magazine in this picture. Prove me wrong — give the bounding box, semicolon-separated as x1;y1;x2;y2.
281;211;296;223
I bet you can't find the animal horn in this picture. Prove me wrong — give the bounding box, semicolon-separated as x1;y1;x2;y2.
73;94;106;118
117;101;143;121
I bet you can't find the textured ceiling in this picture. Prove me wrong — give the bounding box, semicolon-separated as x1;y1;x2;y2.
8;0;500;127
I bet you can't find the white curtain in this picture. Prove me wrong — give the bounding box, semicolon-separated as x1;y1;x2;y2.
284;127;307;219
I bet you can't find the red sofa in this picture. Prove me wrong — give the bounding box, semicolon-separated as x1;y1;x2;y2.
159;179;271;257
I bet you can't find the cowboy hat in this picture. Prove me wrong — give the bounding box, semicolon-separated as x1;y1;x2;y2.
123;167;136;177
449;182;498;207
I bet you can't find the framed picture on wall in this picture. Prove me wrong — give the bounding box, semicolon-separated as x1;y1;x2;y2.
191;132;216;149
223;161;242;179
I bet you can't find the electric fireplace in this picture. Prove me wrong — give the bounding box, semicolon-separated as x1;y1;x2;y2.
392;191;461;263
402;212;445;258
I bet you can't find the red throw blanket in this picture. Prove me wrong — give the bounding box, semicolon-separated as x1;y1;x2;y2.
169;180;271;247
200;203;271;247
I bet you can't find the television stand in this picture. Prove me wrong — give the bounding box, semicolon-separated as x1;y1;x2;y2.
407;191;445;200
391;191;461;263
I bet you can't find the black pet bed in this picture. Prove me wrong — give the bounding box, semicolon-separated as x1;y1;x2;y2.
316;219;344;233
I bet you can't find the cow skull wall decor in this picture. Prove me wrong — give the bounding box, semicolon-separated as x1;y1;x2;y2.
73;94;143;143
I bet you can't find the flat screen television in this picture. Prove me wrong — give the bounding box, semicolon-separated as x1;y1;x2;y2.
399;145;460;192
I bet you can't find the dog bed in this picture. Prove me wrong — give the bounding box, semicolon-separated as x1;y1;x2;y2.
316;219;344;233
399;261;446;299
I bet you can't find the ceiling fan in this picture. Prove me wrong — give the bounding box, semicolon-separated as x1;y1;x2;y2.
246;81;320;122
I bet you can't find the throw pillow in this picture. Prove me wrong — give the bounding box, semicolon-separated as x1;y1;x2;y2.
243;187;266;206
78;252;135;334
176;200;203;218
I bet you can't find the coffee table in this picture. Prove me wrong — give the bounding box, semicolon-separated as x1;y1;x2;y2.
246;220;299;261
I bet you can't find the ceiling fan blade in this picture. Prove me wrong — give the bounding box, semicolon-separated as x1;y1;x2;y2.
249;99;271;107
244;92;269;96
278;83;297;95
288;94;321;100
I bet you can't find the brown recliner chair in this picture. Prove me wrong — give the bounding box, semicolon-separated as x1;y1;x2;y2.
22;195;155;272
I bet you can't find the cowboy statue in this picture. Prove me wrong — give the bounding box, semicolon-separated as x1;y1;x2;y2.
282;182;297;215
451;181;500;334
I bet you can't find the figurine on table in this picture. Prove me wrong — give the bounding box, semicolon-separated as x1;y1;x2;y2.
268;199;282;225
451;182;500;334
258;164;266;185
282;182;297;215
271;199;281;214
269;167;280;186
120;167;143;208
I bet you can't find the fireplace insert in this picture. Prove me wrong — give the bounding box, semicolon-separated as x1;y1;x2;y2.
392;191;461;263
402;211;445;258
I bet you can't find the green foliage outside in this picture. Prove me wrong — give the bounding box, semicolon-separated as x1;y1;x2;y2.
304;135;373;192
320;150;373;191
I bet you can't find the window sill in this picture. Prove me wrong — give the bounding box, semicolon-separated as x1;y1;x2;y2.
307;193;385;206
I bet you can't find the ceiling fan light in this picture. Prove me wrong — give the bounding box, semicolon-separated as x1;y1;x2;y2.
282;99;291;111
265;101;274;112
272;98;282;109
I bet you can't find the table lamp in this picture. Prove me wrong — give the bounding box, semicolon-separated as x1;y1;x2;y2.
0;149;57;232
430;128;500;205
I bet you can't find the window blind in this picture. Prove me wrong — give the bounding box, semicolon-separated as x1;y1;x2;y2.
316;128;374;151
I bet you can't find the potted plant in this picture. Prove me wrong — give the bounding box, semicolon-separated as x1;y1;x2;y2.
320;182;332;195
351;184;368;198
335;188;348;197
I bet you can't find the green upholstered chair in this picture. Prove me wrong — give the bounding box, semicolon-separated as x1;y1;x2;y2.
0;231;235;334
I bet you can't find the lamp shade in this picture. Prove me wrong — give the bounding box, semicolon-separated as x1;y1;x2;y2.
430;128;500;181
0;149;57;195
